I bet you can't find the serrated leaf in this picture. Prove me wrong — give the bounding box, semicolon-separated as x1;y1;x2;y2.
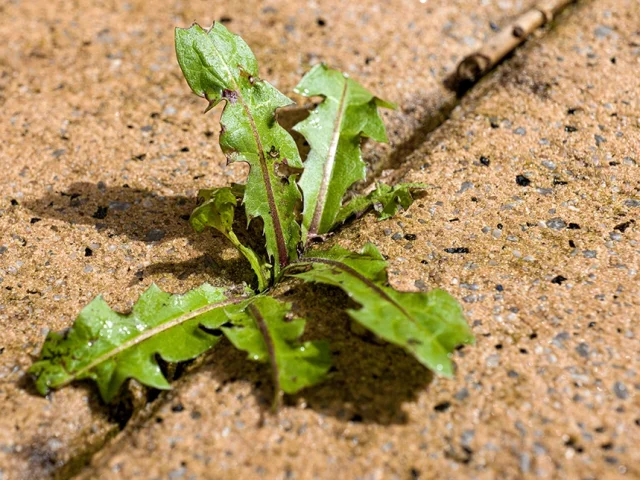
176;23;303;275
334;182;428;226
286;244;474;377
190;187;269;291
293;64;395;242
216;296;331;396
29;284;242;402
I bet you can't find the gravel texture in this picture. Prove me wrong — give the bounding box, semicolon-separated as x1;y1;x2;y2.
0;0;638;479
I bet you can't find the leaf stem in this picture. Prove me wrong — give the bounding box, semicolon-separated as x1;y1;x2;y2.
247;303;282;410
200;28;291;273
287;256;415;324
228;231;269;292
240;100;290;271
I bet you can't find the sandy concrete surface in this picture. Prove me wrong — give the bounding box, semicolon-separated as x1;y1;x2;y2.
0;0;638;479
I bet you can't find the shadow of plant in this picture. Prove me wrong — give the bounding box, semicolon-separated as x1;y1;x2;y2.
175;284;433;426
23;182;256;286
285;283;433;425
25;181;199;242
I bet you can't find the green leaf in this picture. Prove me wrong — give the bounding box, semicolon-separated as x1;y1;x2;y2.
176;23;303;276
29;284;242;402
293;64;395;242
190;187;269;291
217;296;331;396
334;182;428;226
287;244;474;377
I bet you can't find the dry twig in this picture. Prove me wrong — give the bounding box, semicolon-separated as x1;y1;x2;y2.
447;0;577;93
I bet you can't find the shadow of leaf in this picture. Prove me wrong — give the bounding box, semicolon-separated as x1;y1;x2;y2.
177;283;434;425
23;182;257;286
24;182;195;242
284;283;433;425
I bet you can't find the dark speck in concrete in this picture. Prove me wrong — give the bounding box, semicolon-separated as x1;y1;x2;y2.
552;331;570;347
92;206;108;219
576;343;590;358
516;175;531;186
458;181;474;194
444;247;469;254
454;388;469;401
109;201;131;211
547;218;566;230
145;229;166;242
391;232;403;241
551;275;567;285
594;134;606;146
613;382;628;400
614;220;634;232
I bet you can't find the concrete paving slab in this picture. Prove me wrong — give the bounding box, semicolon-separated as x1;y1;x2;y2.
0;0;542;478
71;0;639;479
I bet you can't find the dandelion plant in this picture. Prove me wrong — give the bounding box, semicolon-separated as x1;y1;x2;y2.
30;22;474;405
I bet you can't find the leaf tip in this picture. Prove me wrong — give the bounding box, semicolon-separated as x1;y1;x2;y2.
375;97;397;110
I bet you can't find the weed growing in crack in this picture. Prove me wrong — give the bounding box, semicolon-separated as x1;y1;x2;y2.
30;23;474;408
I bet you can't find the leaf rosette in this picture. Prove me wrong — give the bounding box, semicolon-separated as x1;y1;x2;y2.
31;22;474;403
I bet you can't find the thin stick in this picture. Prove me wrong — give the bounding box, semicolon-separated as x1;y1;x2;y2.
369;0;578;181
447;0;577;93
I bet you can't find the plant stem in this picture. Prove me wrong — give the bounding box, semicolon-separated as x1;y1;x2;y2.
247;303;282;410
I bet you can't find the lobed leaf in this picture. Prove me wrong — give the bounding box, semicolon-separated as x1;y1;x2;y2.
29;284;242;402
293;64;395;242
287;244;474;377
217;296;331;396
176;23;303;276
334;182;428;226
190;186;269;291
